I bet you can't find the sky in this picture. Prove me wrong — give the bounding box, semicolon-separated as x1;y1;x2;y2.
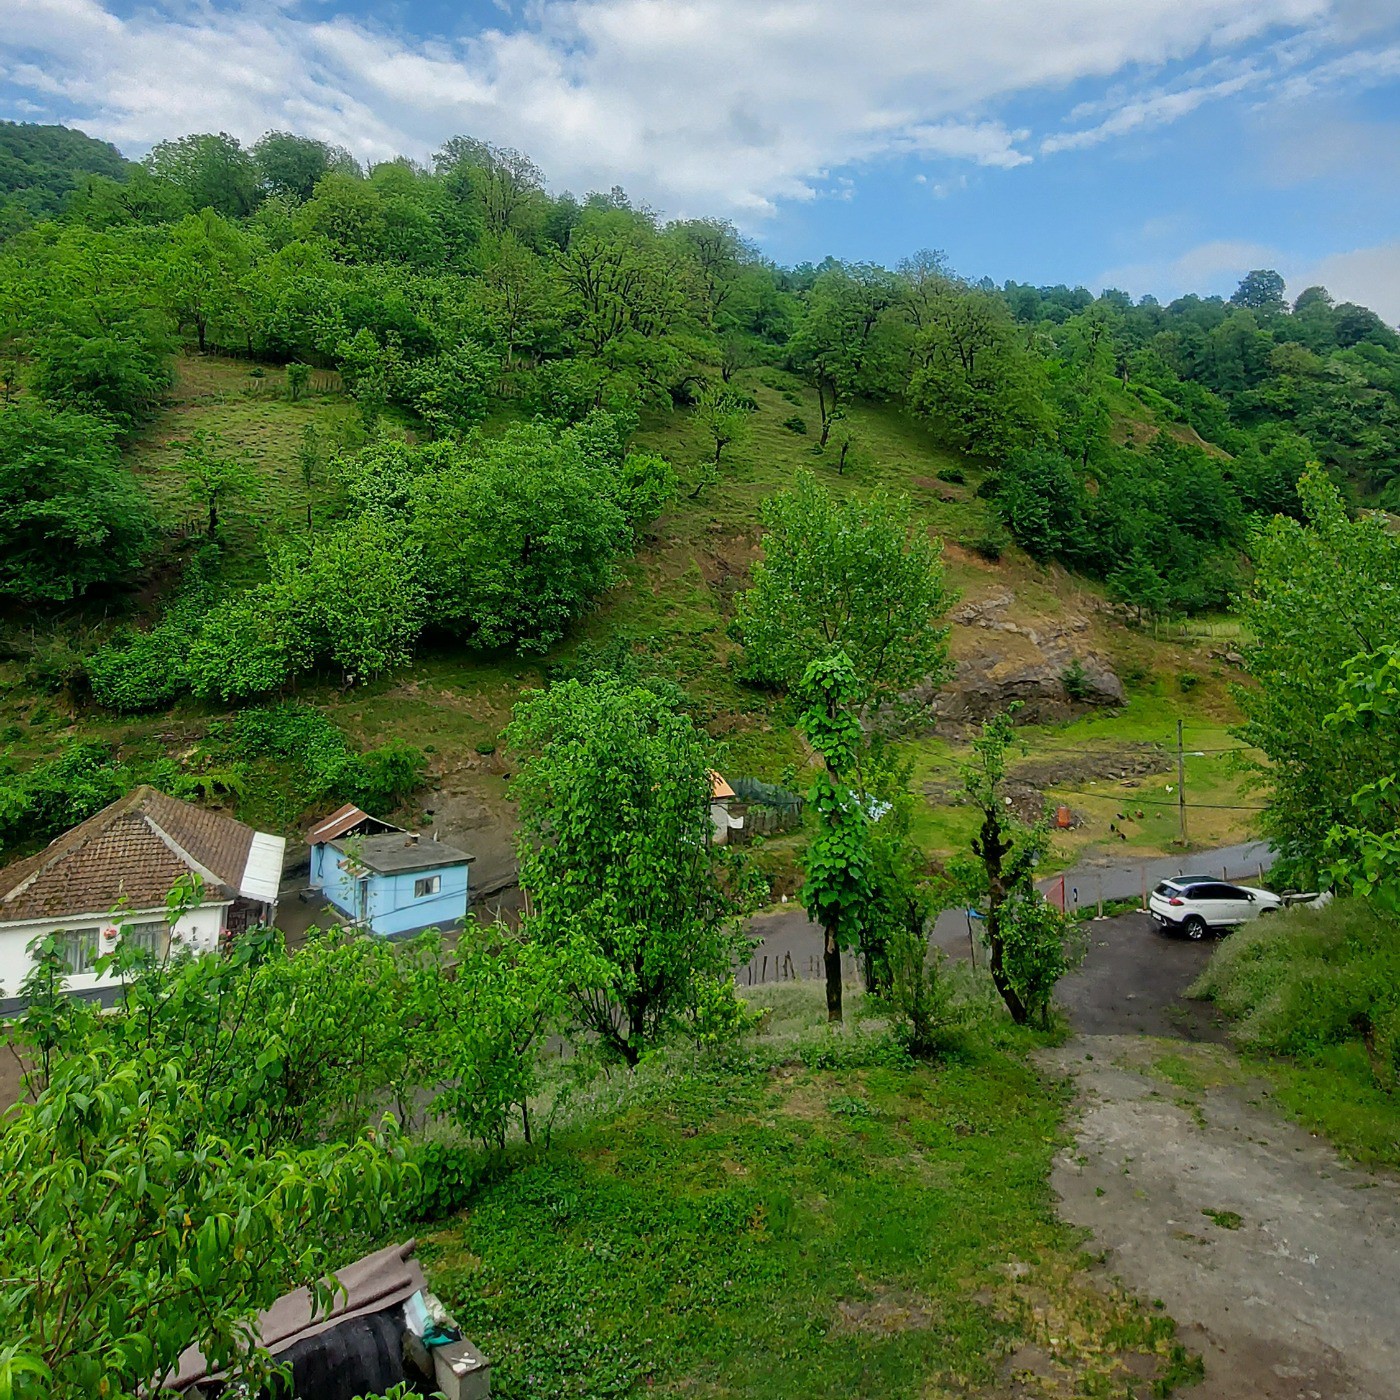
4;0;1400;321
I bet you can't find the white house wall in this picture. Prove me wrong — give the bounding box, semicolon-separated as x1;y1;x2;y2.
0;903;229;999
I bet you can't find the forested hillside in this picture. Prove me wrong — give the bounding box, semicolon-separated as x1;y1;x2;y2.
0;121;1398;857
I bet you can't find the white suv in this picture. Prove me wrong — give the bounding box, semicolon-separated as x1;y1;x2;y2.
1149;877;1282;939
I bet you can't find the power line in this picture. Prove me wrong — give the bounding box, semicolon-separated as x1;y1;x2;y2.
1048;786;1267;812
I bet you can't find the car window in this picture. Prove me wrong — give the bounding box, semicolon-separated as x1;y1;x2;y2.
1181;884;1217;900
1153;881;1177;896
1220;884;1250;899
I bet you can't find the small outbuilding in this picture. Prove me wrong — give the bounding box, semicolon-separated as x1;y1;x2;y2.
709;771;745;846
307;805;473;937
0;786;285;1007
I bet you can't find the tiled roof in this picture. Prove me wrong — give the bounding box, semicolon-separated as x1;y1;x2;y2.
0;786;262;924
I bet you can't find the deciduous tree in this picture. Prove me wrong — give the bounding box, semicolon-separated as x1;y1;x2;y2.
0;402;154;601
734;471;953;707
507;677;760;1064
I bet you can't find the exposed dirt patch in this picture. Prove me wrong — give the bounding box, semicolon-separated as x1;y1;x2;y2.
1044;1036;1400;1399
833;1285;940;1334
922;747;1170;826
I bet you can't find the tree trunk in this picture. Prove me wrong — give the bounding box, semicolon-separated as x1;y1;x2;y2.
207;502;218;538
978;812;1030;1025
985;920;1029;1025
824;926;843;1023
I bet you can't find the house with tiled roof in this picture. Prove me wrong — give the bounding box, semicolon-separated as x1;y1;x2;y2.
0;786;286;1005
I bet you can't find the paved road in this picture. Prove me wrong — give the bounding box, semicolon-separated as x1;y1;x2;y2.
741;840;1275;988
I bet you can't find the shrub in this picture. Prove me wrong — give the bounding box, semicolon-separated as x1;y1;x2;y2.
1061;658;1091;701
876;928;966;1057
89;565;215;713
936;466;966;484
403;1140;485;1221
781;414;807;435
1178;671;1200;693
1191;900;1400;1090
967;528;1009;562
213;704;427;813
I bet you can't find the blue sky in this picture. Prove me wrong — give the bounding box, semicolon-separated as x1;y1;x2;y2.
5;0;1400;319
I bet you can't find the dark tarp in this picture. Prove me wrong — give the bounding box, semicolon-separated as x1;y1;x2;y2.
168;1240;427;1394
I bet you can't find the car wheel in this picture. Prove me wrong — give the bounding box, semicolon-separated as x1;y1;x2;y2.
1183;915;1208;941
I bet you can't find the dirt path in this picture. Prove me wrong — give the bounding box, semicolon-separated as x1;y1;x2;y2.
1045;1038;1400;1398
1041;910;1400;1398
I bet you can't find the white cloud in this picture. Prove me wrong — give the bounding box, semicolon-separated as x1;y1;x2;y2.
1041;70;1260;152
1098;239;1283;300
1;0;1367;221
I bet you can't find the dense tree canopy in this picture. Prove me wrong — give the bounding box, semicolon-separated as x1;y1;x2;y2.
0;403;154;601
2;117;1399;653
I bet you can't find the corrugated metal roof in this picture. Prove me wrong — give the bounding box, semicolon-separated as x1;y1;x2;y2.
240;831;287;902
306;804;402;845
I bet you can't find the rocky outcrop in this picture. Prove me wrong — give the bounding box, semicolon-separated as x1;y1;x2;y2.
937;653;1123;723
910;588;1126;727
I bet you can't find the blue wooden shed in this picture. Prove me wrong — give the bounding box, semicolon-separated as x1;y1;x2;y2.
307;805;473;937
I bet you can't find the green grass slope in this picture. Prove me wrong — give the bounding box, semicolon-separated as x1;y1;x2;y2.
0;352;1264;866
416;984;1201;1399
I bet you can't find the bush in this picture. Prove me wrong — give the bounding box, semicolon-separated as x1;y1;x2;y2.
403;1140;486;1220
936;466;966;484
213;704;427;813
1178;670;1201;693
0;743;185;853
1191;900;1400;1090
876;928;967;1057
89;565;215;713
781;414;807;435
967;527;1010;562
1061;658;1090;701
0;402;156;602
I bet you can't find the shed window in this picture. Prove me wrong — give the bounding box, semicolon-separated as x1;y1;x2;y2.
56;928;99;975
414;875;441;899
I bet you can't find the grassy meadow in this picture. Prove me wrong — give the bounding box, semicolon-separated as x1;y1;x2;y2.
415;982;1201;1399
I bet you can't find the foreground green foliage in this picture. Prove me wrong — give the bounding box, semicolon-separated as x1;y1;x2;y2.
1;918;409;1398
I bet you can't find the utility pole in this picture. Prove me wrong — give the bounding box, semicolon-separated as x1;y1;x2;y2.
1176;718;1188;846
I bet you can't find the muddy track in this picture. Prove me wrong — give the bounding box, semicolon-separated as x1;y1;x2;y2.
1046;915;1400;1399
